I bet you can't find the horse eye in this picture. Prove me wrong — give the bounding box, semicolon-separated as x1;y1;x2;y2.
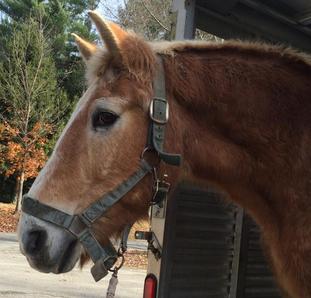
92;110;119;129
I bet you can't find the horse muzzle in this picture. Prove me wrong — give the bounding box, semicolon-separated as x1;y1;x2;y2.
18;212;81;274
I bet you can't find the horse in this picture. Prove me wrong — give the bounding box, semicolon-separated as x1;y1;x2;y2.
17;11;311;298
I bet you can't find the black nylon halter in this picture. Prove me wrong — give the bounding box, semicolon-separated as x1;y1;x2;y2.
21;56;181;282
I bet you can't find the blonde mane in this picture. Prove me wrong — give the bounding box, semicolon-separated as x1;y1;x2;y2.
84;39;311;88
151;39;311;68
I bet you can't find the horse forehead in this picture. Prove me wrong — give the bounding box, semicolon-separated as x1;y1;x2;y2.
74;80;100;111
53;82;99;151
74;79;114;115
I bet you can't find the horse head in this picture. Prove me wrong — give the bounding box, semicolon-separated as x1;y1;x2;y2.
18;11;181;274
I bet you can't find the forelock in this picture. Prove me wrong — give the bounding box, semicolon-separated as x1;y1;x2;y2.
85;47;111;85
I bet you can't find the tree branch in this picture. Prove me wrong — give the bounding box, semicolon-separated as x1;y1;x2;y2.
142;1;169;32
100;1;120;22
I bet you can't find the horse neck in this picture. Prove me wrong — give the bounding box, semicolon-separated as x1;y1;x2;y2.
164;45;311;230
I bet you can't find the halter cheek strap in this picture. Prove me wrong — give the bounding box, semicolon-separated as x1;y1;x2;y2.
21;56;181;282
148;56;181;166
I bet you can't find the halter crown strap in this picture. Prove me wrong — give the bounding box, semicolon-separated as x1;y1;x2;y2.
149;56;182;166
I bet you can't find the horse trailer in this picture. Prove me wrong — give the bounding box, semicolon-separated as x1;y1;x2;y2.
136;0;311;297
138;184;282;298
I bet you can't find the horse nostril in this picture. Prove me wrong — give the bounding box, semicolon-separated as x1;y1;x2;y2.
24;229;47;256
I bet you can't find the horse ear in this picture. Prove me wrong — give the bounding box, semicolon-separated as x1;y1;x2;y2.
71;33;97;62
88;11;127;60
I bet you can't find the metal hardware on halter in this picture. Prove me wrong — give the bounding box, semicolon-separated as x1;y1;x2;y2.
105;228;128;297
149;97;169;124
151;169;170;206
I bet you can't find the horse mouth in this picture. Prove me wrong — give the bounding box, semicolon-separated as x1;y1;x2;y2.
55;239;80;273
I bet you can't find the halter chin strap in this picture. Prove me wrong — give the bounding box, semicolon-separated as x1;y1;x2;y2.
21;56;181;282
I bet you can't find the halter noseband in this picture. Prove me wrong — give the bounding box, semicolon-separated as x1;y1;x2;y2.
21;56;181;282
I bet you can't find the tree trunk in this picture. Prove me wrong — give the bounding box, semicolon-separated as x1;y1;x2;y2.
14;170;24;214
13;174;20;204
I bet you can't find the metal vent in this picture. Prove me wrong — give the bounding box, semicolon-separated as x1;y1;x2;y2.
159;185;236;298
236;216;282;298
158;184;281;298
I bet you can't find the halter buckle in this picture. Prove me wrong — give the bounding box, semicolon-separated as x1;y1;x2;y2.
149;97;169;124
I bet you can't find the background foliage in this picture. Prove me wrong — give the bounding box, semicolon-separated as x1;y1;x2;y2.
0;0;100;206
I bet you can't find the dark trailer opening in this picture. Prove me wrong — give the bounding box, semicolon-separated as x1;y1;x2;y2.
173;0;311;51
157;185;280;298
142;1;311;298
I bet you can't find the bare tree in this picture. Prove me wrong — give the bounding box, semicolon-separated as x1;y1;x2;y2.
99;0;222;42
100;0;173;40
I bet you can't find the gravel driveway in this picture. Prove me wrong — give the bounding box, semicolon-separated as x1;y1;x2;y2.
0;233;145;298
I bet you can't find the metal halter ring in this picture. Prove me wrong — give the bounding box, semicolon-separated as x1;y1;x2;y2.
141;146;156;159
109;249;125;273
141;147;161;167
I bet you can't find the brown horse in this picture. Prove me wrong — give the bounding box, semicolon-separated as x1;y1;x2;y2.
18;11;311;298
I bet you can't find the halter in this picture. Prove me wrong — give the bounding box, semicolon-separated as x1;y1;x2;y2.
21;56;181;282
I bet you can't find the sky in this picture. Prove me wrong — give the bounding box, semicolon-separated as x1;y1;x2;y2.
98;0;124;21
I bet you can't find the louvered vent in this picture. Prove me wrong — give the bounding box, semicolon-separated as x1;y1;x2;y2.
158;184;282;298
236;216;282;298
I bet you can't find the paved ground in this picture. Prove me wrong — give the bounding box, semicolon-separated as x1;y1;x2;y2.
0;233;146;298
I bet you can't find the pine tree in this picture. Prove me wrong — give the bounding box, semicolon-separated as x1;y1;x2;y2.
0;0;100;101
0;18;68;211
